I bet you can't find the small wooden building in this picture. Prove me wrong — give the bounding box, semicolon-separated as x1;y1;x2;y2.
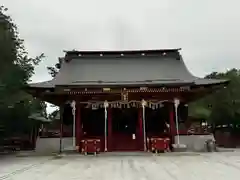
27;49;228;153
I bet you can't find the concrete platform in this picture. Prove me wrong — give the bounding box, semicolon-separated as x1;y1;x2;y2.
1;151;240;180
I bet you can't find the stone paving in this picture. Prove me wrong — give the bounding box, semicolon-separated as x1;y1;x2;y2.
1;152;240;180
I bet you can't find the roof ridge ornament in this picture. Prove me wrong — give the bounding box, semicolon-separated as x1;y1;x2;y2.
64;48;181;59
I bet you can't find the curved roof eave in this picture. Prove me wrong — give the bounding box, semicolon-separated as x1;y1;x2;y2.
27;78;229;89
193;78;230;86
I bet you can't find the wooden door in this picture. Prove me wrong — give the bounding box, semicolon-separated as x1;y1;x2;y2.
111;108;139;151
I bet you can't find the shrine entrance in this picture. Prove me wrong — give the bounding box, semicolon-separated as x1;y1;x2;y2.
81;108;105;138
111;108;139;151
145;104;170;137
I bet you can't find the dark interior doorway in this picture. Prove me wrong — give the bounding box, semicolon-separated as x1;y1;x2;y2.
145;106;170;137
111;108;139;151
81;108;105;138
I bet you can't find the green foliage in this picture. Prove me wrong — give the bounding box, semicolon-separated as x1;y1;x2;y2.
47;57;62;77
188;105;211;120
0;6;46;138
189;68;240;127
46;57;62;115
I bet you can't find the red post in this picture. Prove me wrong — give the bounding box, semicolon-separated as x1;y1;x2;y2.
76;105;82;150
107;108;112;151
138;108;144;151
169;103;175;144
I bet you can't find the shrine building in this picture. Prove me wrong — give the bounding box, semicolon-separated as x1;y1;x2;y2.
27;49;228;153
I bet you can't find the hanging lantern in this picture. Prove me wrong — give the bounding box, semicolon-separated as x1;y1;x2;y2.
149;103;151;108
132;102;136;107
152;105;155;110
104;101;109;108
135;103;139;108
117;103;120;108
174;98;180;107
92;104;97;110
141;100;147;107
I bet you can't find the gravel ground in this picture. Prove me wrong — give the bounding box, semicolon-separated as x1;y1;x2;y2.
1;152;240;180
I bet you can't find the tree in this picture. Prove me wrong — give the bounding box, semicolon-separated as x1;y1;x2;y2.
0;6;46;139
47;57;63;77
189;69;240;128
46;57;63;118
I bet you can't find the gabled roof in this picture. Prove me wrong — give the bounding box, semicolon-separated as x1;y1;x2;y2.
29;49;229;88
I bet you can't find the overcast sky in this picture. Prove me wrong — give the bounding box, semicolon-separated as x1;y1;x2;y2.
3;0;240;82
2;0;240;111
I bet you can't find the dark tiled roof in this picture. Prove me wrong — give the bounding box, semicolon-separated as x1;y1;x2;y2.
29;49;229;88
29;113;51;122
29;80;55;88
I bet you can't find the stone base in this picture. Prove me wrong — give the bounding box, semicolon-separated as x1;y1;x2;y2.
174;134;215;152
172;144;187;152
35;137;73;154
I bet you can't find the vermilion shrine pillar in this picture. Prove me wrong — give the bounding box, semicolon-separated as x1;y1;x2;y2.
107;107;112;151
138;108;144;151
169;103;175;144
